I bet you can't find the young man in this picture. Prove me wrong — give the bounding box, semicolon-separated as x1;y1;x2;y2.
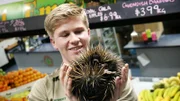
28;3;137;101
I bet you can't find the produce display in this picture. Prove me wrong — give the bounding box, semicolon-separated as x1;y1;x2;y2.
138;72;180;101
8;90;30;101
0;90;30;101
0;67;47;92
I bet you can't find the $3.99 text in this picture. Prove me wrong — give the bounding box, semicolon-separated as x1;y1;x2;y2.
135;5;166;17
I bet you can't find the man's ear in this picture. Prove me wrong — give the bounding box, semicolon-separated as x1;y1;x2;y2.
50;37;58;50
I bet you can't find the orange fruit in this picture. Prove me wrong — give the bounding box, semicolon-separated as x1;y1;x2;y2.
23;97;28;101
14;81;18;84
25;70;28;73
23;81;26;85
29;67;33;71
29;71;33;75
26;76;29;80
33;74;36;77
11;98;24;101
18;69;24;74
33;70;38;73
19;75;23;78
14;71;19;76
0;85;3;89
18;83;22;86
21;73;25;77
0;81;3;85
30;75;33;79
9;80;12;83
27;79;30;83
7;86;11;90
14;77;18;80
2;87;6;91
30;78;33;81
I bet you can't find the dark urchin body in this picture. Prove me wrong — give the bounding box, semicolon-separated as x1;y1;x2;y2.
69;46;124;101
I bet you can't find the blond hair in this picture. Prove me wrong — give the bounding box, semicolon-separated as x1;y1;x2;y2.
44;3;89;38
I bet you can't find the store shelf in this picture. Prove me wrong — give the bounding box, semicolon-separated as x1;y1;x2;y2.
124;34;180;49
1;0;180;38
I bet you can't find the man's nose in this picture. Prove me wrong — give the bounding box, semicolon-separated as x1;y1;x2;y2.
69;33;80;45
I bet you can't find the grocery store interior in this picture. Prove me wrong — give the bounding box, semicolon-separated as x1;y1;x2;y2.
0;0;180;101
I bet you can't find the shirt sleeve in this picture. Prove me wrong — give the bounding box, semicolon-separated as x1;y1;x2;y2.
28;78;48;101
117;78;138;101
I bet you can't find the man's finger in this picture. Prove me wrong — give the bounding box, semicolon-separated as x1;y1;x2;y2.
67;78;72;90
66;78;73;98
64;67;72;89
115;76;121;92
121;66;126;83
59;64;68;84
110;77;121;101
124;64;129;82
125;63;129;70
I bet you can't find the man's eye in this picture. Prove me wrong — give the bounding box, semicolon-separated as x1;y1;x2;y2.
75;30;83;34
61;33;69;37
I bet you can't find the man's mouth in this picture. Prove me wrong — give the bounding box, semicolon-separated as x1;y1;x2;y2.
69;46;83;52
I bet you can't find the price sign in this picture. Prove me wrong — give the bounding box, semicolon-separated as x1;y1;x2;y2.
100;11;121;21
135;5;166;17
86;0;180;24
85;5;122;23
1;0;180;38
0;15;46;36
11;19;26;31
0;19;26;34
0;21;9;33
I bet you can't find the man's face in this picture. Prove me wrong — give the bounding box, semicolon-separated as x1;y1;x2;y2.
51;16;90;64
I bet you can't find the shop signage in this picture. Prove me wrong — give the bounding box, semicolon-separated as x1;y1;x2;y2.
1;0;180;37
0;15;45;34
85;0;180;23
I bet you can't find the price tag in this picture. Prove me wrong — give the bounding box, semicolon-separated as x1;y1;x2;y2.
86;5;122;23
135;5;166;17
100;11;121;22
12;19;26;31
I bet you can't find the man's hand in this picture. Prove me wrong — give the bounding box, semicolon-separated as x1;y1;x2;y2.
111;64;129;101
59;64;78;101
